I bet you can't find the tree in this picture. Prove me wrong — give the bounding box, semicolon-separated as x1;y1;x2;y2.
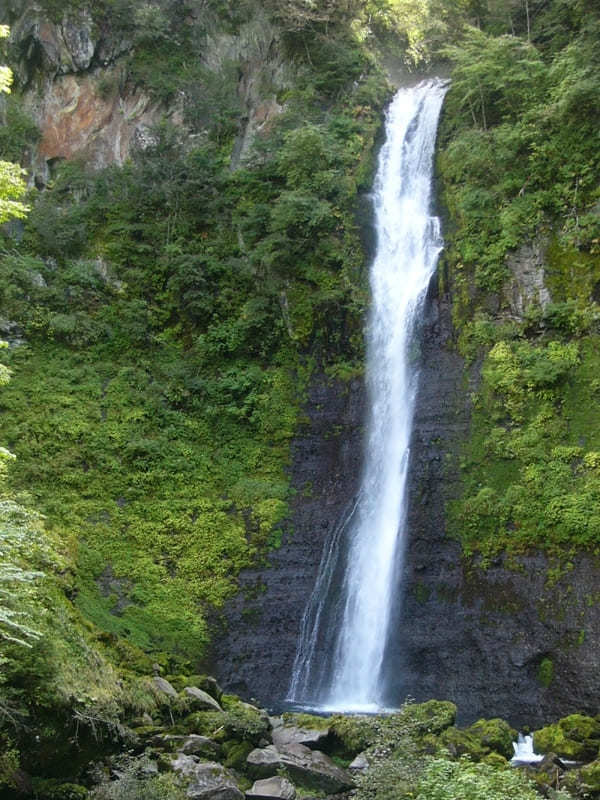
0;27;40;653
0;25;29;224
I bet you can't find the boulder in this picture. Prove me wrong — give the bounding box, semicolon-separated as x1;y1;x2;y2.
153;676;178;699
184;686;223;712
534;715;600;762
181;735;221;759
171;756;244;800
247;746;281;777
272;725;330;751
246;777;296;800
279;744;354;794
467;718;517;759
349;753;369;771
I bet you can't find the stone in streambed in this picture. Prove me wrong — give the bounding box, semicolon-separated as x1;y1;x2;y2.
246;777;296;800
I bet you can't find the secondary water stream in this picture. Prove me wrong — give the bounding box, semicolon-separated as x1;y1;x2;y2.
287;79;448;711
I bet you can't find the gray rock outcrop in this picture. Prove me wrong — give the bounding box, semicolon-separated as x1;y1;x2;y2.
246;777;296;800
153;676;178;699
247;745;281;777
171;756;244;800
247;744;353;794
279;744;354;794
183;686;223;712
271;724;330;751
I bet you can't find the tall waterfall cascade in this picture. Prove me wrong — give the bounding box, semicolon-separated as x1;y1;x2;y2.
287;79;448;712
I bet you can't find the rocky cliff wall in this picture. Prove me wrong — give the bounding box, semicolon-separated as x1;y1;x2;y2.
211;372;366;704
215;263;600;728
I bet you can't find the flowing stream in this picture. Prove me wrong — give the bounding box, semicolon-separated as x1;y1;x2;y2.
287;79;448;711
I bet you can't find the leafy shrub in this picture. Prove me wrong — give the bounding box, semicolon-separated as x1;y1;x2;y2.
414;757;540;800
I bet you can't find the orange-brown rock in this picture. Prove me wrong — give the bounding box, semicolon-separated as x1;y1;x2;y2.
31;69;173;170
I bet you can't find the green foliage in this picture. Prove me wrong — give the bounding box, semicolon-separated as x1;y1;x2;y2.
89;762;186;800
414;756;539;800
441;1;600;558
0;95;39;162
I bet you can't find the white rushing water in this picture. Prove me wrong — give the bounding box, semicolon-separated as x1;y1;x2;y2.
511;734;544;765
287;79;448;711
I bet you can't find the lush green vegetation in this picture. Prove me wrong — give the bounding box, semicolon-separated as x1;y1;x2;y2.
0;0;390;668
438;0;600;556
2;0;600;793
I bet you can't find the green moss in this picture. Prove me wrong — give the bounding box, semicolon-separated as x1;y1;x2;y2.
537;657;554;688
437;727;488;760
223;740;254;770
545;238;600;304
448;334;600;556
281;712;331;730
534;714;600;760
467;719;517;759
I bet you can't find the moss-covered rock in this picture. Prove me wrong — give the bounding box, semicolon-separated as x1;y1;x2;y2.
563;760;600;798
185;701;270;746
467;718;517;759
409;700;457;735
223;740;255;771
438;727;489;760
568;759;600;798
534;714;600;761
329;715;374;755
280;712;330;730
329;701;457;760
166;674;224;702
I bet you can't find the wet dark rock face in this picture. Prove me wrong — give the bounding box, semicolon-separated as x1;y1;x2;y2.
386;281;600;728
212;373;366;705
214;277;600;727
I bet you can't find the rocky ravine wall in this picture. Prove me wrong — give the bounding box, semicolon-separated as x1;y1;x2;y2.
215;265;600;729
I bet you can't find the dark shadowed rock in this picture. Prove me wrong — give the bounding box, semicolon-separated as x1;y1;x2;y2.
181;735;221;758
278;744;354;794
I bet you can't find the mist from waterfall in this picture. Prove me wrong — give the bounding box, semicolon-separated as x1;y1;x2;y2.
287;79;448;711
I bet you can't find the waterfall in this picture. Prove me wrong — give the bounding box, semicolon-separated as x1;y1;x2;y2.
287;79;448;711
